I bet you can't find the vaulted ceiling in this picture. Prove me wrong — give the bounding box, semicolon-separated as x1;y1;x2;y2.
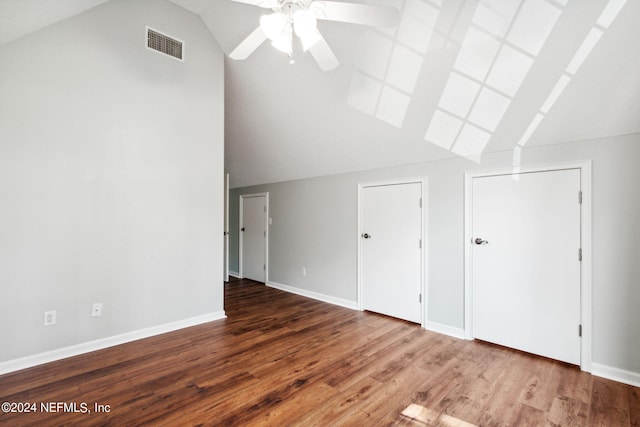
2;0;639;188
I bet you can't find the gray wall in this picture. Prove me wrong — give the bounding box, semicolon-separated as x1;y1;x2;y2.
230;134;640;376
0;0;225;363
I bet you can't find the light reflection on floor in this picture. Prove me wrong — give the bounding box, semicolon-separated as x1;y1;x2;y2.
401;402;479;426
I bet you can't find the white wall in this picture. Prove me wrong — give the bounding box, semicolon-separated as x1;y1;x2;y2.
0;0;225;364
230;134;640;379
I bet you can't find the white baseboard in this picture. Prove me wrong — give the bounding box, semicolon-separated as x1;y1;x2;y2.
229;271;240;278
0;311;226;376
425;321;466;340
592;362;640;387
267;281;358;310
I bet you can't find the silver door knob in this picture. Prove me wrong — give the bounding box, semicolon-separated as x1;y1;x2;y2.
361;233;372;239
475;238;488;245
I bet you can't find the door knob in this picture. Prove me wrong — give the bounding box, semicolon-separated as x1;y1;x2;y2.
361;233;372;239
474;237;488;245
241;227;245;232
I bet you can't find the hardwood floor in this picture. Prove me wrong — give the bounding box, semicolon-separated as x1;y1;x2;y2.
1;278;638;426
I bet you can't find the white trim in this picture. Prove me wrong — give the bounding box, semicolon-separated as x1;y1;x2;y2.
464;171;473;340
463;173;475;340
356;177;426;188
224;173;230;282
239;196;243;278
267;281;358;310
228;271;240;279
0;311;226;376
357;177;427;328
464;160;593;372
239;192;269;282
425;321;466;340
580;161;593;372
592;363;640;387
422;181;428;329
357;184;363;311
265;193;270;283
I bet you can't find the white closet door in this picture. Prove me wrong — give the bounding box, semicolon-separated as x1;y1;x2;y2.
472;169;581;364
361;182;422;323
241;195;266;282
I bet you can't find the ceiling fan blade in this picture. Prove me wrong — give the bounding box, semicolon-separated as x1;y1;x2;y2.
309;32;340;71
229;27;268;60
311;1;400;27
228;0;278;7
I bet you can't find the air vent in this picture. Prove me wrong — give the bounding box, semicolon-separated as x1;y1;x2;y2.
146;27;184;61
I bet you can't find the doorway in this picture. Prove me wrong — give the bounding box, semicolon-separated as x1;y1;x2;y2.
358;179;426;325
465;162;592;369
240;193;269;283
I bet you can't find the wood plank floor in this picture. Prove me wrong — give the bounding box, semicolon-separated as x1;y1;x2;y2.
1;278;638;426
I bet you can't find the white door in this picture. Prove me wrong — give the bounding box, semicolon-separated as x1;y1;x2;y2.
241;194;267;282
361;182;422;324
472;169;581;365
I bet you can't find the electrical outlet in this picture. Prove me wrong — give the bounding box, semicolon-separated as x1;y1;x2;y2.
301;267;306;277
44;310;56;326
91;303;103;317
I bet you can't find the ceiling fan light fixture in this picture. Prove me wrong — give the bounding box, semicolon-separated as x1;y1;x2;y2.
271;31;292;54
260;12;288;41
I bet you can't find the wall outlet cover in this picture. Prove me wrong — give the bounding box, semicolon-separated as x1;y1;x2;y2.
91;303;103;317
44;310;56;326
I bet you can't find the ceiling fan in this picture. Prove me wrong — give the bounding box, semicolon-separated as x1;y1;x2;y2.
229;0;400;71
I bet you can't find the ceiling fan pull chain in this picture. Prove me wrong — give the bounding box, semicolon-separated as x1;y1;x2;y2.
287;4;295;64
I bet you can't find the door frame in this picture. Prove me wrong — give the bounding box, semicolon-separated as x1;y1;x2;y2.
357;177;428;328
239;192;269;282
224;173;229;282
464;160;592;371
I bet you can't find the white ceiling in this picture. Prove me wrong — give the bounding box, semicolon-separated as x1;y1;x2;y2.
2;0;639;188
0;0;111;46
